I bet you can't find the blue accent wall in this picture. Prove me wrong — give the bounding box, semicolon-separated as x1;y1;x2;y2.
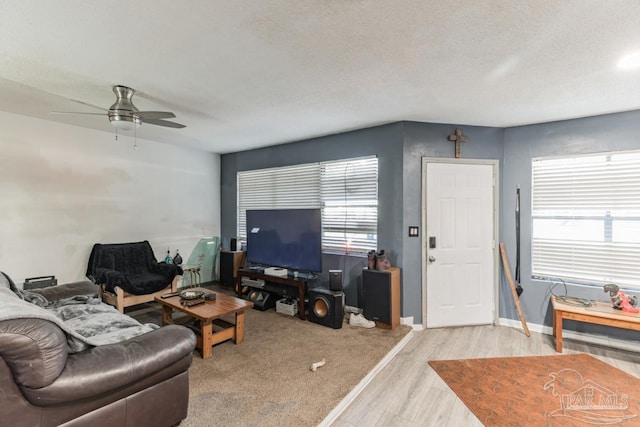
501;109;640;340
221;109;640;345
221;123;405;308
221;121;505;319
402;122;505;320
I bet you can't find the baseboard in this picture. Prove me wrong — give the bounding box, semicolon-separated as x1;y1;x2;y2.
498;317;640;353
400;316;413;326
400;317;424;331
318;329;415;427
499;317;545;334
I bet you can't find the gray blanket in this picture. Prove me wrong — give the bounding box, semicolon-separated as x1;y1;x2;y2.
0;286;158;353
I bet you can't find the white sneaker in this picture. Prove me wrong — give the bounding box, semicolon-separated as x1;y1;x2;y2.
349;313;376;329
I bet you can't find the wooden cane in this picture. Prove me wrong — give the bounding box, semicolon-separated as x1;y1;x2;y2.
499;243;530;337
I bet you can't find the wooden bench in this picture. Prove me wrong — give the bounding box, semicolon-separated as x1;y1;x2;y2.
99;276;179;313
551;295;640;352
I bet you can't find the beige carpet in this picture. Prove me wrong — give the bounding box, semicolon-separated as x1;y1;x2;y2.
130;293;411;427
429;354;640;427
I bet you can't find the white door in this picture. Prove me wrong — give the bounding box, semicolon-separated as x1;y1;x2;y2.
424;161;495;328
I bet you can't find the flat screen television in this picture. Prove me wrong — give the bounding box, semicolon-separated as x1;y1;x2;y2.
246;208;322;272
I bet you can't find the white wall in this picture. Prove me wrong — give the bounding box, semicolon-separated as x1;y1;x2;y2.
0;112;220;285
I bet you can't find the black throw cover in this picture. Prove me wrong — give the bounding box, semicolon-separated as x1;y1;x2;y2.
86;241;183;295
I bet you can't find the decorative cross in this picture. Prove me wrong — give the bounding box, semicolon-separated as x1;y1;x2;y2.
448;128;469;158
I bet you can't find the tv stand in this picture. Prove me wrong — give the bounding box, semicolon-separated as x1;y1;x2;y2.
236;269;308;320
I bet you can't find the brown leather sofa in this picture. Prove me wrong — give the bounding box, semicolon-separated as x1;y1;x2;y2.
0;279;196;427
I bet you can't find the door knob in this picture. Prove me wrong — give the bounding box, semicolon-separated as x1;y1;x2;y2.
428;255;436;263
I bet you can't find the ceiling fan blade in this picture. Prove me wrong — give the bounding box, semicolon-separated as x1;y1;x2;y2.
68;98;108;112
51;111;106;116
136;111;176;120
141;118;186;128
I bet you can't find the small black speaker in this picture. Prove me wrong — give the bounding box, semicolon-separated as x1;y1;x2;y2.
246;289;276;311
230;238;238;251
308;288;344;329
329;270;343;291
219;251;235;287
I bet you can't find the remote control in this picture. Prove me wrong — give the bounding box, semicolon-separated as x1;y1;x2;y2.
160;292;180;299
185;299;205;307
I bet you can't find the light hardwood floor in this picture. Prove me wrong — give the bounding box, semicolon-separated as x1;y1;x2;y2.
331;325;640;427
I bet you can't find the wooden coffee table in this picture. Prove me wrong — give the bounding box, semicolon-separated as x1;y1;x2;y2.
155;289;253;358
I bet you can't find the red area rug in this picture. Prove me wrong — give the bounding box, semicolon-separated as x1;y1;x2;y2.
429;354;640;426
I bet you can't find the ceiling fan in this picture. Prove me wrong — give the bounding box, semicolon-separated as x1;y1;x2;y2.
53;85;186;130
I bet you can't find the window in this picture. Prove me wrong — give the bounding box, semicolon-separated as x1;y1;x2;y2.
531;150;640;288
320;157;378;254
237;163;321;241
237;156;378;255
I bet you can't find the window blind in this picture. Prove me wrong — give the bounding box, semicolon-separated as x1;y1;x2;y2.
237;156;378;255
321;157;378;254
532;150;640;288
237;163;321;240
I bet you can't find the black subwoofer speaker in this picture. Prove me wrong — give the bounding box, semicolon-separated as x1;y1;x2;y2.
245;289;276;311
308;288;344;329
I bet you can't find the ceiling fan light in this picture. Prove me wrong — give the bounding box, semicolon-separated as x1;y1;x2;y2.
109;115;141;130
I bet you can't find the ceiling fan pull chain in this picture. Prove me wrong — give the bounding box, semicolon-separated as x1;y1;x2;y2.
134;126;137;150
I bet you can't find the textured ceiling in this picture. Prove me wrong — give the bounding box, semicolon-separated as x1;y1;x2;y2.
2;1;640;153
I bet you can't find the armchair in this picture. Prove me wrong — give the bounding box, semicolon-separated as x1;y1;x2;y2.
86;240;182;313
